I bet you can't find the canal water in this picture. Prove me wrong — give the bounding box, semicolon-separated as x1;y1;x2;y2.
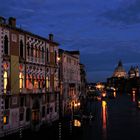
3;93;140;140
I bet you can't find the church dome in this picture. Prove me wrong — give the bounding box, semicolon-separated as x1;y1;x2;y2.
112;60;127;78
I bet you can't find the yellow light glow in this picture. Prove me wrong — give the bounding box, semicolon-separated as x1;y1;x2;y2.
19;72;24;90
102;100;107;107
4;71;8;93
77;102;80;106
57;57;60;61
74;119;81;127
102;100;107;139
74;103;78;107
3;116;7;124
46;77;49;89
102;92;106;97
113;92;116;98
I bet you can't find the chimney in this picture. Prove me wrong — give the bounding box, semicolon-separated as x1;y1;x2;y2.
49;33;53;41
8;17;16;27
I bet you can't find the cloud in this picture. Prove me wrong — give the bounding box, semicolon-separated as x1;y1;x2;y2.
101;0;140;25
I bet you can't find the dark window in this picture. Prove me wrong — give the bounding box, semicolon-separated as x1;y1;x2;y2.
55;94;57;101
31;45;33;57
27;44;30;56
55;103;57;112
47;95;50;103
55;51;57;63
20;97;24;107
4;35;8;55
20;40;24;58
20;113;24;121
5;98;9;109
42;48;44;59
42;106;45;117
46;48;49;62
47;106;49;114
26;108;30;122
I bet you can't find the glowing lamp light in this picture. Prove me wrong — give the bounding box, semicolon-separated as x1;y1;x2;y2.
3;116;6;124
102;92;106;98
77;102;80;106
57;57;61;61
138;101;140;108
102;100;107;107
74;119;81;127
133;90;136;94
74;103;78;107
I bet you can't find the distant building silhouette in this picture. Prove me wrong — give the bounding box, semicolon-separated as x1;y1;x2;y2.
112;60;127;78
128;66;139;78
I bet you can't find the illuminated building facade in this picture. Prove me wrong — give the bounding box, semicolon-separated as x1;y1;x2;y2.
112;60;127;78
0;17;59;136
59;49;81;115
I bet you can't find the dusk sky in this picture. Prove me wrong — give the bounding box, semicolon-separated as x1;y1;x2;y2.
1;0;140;82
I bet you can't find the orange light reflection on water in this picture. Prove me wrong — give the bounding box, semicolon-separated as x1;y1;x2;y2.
132;93;136;102
102;100;107;139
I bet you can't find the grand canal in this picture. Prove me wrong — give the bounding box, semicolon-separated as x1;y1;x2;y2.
3;93;140;140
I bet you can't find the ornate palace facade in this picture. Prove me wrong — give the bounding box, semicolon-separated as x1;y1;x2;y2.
0;17;59;136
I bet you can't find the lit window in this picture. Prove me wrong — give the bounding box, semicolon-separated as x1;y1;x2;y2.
3;116;8;124
19;72;24;92
34;80;38;89
46;76;49;90
4;71;8;94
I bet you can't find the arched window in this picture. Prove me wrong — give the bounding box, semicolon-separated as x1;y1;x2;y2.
46;48;49;62
20;40;24;58
4;35;8;55
55;51;57;64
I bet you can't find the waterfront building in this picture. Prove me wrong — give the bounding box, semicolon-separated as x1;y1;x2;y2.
107;60;127;93
59;49;81;116
80;63;87;97
0;17;59;136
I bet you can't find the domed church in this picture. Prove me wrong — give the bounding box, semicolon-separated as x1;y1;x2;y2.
112;60;127;78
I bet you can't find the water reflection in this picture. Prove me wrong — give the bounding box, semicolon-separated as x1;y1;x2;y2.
132;93;136;102
132;89;136;102
102;100;108;140
114;91;116;98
